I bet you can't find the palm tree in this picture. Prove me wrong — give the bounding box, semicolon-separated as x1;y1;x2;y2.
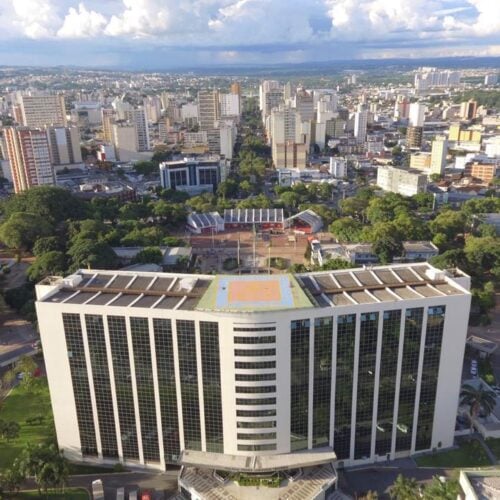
360;490;378;500
460;382;497;432
423;476;459;500
389;474;419;500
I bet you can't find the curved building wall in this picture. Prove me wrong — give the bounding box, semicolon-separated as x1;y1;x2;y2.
36;266;471;470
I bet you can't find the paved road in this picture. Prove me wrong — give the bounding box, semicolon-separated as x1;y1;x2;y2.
0;314;37;367
23;471;180;500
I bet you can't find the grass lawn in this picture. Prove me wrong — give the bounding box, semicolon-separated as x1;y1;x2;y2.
485;438;500;459
12;488;89;499
0;379;54;470
415;439;491;468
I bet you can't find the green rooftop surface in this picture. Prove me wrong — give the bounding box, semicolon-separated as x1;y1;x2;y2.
197;274;313;312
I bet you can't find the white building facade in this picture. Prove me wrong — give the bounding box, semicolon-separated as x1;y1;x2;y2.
36;264;470;473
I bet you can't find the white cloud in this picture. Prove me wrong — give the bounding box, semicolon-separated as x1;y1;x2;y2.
11;0;61;38
57;3;107;38
0;0;498;63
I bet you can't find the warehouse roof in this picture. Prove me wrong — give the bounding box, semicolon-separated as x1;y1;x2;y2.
224;208;284;224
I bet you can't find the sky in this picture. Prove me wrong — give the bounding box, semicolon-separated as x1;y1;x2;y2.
0;0;499;69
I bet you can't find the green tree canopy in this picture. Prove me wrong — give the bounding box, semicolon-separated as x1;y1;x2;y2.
329;217;363;243
0;212;52;258
133;246;163;265
27;251;66;282
2;186;87;224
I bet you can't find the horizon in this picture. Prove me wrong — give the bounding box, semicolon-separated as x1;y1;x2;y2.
1;0;499;69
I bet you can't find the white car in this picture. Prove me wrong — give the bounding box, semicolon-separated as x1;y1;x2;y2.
471;360;478;376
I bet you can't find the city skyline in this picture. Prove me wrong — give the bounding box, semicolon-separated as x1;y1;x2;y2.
0;0;499;68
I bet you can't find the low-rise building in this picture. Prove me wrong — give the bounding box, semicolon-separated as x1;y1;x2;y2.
376;165;428;196
159;156;228;195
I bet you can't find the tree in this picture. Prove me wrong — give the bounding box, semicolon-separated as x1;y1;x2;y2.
430;249;468;271
27;251;66;282
329;217;363;243
0;212;52;260
133;247;163;265
2;186;87;223
16;443;69;495
0;420;20;441
119;202;152;221
217;179;238;200
280;191;301;212
0;467;24;493
320;259;353;270
134;161;157;176
423;476;459;500
460;382;496;431
464;236;500;271
372;235;403;264
429;210;466;240
429;173;443;183
389;474;419;500
33;236;61;257
67;240;118;271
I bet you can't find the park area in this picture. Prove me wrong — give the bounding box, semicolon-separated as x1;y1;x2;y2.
0;378;54;469
415;438;492;468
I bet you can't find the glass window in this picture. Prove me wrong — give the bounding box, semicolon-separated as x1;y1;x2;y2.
153;318;180;462
200;321;223;453
375;310;402;456
396;308;424;452
108;315;139;460
354;312;379;460
290;319;310;451
415;306;446;451
334;314;356;460
63;313;98;457
130;317;160;462
176;320;201;451
234;336;276;344
85;314;118;459
313;317;333;449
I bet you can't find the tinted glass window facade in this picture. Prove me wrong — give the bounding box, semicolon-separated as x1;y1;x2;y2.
107;315;139;460
85;314;118;459
334;314;356;460
153;318;180;462
415;306;446;451
176;320;201;451
375;310;402;457
313;317;333;449
396;308;424;452
130;317;160;462
354;312;379;460
290;319;310;451
200;321;224;453
63;313;98;457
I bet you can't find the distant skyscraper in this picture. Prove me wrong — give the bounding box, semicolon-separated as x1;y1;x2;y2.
430;136;448;176
407;126;424;149
230;82;241;96
198;91;220;131
460;100;478;120
409;103;426;127
220;94;240;118
112;123;138;162
46;126;82;166
354;104;368;143
414;68;461;91
125;107;150;151
20;94;67;128
101;108;115;143
484;74;498;86
295;89;314;122
4;127;55;193
259;80;281;111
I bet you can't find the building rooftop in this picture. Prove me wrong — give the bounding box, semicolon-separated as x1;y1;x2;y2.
36;263;470;312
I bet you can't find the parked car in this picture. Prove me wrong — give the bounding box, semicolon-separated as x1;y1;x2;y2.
92;479;104;500
471;359;478;376
140;491;152;500
116;487;125;500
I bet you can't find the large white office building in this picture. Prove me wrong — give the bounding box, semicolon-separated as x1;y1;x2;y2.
36;264;470;496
